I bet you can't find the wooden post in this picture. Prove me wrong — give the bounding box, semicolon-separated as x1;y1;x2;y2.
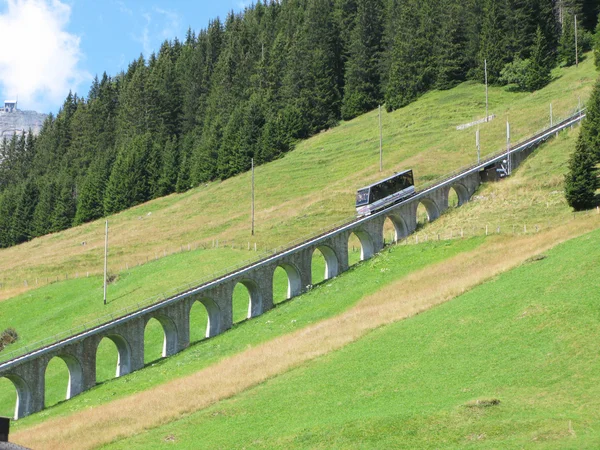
379;105;383;172
251;158;255;236
103;220;108;306
485;59;489;121
575;15;579;68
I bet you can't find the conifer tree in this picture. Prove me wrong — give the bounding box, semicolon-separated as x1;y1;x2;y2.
341;0;383;120
565;135;598;210
158;136;179;196
74;155;112;225
12;181;38;244
478;0;508;84
594;15;600;69
526;26;552;91
0;189;17;248
51;181;76;231
559;12;582;67
32;180;56;236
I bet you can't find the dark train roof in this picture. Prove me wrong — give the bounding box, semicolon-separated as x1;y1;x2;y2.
357;169;413;191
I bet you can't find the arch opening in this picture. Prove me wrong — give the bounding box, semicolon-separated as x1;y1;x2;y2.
416;199;440;228
347;231;374;267
44;355;83;407
96;334;132;383
383;215;408;245
0;374;31;420
144;315;178;364
273;264;301;304
450;184;469;207
311;245;339;285
189;297;221;342
232;279;262;324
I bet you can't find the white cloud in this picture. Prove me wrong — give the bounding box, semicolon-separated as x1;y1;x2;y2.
0;0;90;113
132;6;182;58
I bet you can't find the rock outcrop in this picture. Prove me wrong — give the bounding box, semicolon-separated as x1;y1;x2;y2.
0;109;47;137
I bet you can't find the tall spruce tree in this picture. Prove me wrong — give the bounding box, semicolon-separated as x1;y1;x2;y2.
559;12;582;67
340;0;383;120
526;26;552;91
478;0;508;84
565;135;598;210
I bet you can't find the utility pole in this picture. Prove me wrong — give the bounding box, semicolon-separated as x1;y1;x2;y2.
251;158;255;236
379;104;383;172
575;15;579;68
476;128;480;164
506;120;511;176
103;220;108;306
485;59;489;122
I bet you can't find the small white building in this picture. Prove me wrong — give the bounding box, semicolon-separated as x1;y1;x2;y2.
4;100;17;113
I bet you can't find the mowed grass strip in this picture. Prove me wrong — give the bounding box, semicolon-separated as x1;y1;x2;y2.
12;215;600;450
0;55;595;304
1;236;482;424
105;224;600;449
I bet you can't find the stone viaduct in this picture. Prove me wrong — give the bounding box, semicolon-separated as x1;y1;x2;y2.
0;112;585;420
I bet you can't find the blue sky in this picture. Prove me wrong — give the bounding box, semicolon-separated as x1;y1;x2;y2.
0;0;252;114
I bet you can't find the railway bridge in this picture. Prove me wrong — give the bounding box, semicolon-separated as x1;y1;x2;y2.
0;112;585;420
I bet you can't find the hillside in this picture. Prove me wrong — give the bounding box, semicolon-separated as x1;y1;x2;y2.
4;103;600;447
0;57;596;369
105;225;600;449
0;57;595;303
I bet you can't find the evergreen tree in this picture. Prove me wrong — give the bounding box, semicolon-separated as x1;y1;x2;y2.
559;12;582;67
340;0;383;120
594;14;600;69
103;134;152;214
32;180;56;236
0;189;17;248
435;0;470;90
157;136;179;196
12;181;38;244
74;155;112;225
477;0;508;84
565;135;598;210
526;26;552;91
51;181;76;232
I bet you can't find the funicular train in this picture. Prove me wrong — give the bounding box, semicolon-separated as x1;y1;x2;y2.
355;169;415;217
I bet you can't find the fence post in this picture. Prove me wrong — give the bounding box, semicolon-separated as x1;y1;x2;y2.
485;225;488;236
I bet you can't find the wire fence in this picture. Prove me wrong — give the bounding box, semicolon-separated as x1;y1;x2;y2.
0;107;589;365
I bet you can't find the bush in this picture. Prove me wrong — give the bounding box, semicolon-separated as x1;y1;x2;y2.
499;57;530;90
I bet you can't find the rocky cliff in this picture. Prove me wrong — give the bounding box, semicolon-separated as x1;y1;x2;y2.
0;109;47;137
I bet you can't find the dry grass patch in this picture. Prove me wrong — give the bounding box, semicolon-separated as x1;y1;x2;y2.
13;216;599;450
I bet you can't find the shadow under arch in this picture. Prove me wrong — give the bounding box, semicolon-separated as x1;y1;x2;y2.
96;333;133;379
450;183;470;206
275;263;302;301
384;214;409;242
348;230;375;263
3;374;32;420
191;297;221;338
147;313;178;358
235;278;263;321
417;198;441;224
311;245;339;284
45;354;84;403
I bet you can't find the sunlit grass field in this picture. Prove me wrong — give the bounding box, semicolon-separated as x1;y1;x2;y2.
105;227;600;449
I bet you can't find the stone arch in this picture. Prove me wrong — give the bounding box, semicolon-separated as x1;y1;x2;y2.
96;333;132;379
145;313;178;358
383;214;409;242
190;297;221;339
44;354;84;404
347;230;374;265
233;278;263;323
273;263;302;302
311;245;339;284
2;374;32;420
417;198;440;224
449;183;470;207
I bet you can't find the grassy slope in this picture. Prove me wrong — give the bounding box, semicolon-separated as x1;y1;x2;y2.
0;56;595;306
0;57;595;361
1;237;484;424
106;225;600;449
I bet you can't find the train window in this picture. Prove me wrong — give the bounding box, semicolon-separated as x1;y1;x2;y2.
356;189;370;206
